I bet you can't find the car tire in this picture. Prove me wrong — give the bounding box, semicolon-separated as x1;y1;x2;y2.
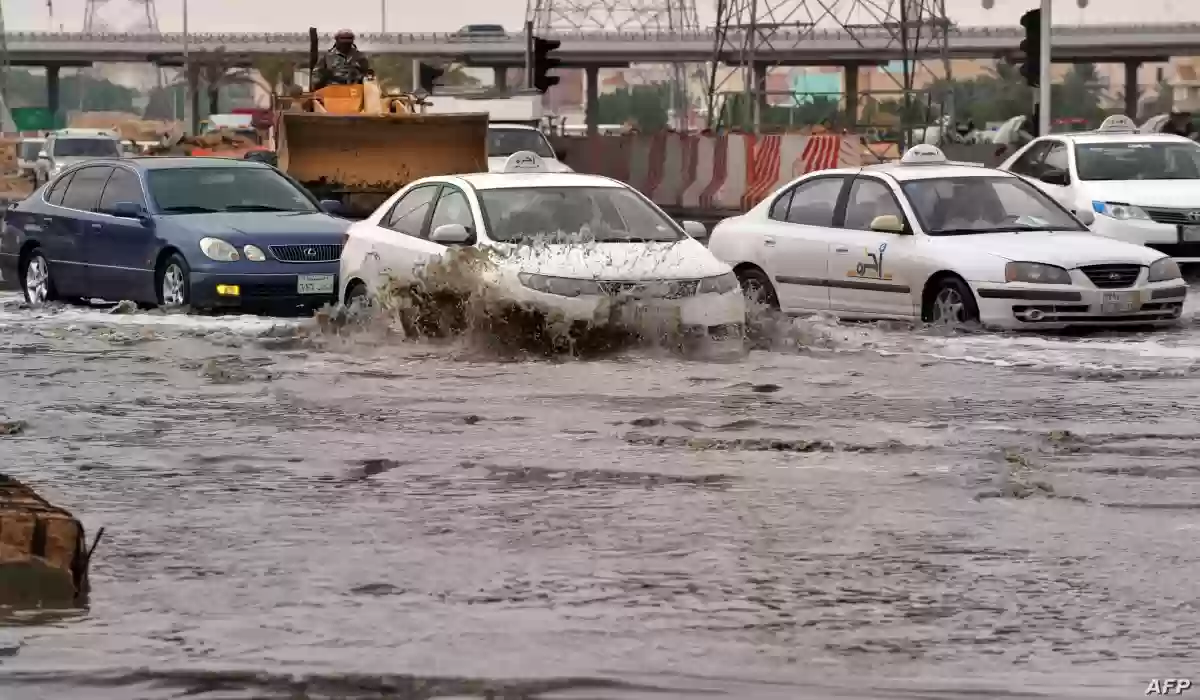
156;253;191;310
924;276;980;326
735;266;779;310
21;249;59;306
345;280;369;307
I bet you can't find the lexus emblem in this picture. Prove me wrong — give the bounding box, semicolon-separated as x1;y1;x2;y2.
304;247;316;258
1188;211;1200;223
1108;272;1120;280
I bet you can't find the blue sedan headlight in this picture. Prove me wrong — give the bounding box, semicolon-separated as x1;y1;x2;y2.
199;237;240;262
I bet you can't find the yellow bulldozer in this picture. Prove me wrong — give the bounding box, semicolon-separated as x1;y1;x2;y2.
274;79;489;219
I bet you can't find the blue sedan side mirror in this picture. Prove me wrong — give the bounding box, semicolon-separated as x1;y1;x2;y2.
110;201;151;224
319;199;342;215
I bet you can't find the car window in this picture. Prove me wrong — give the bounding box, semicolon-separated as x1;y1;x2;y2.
51;138;121;158
842;178;904;230
383;185;438;237
60;166;114;212
428;188;474;234
768;190;793;220
476;186;683;243
487;128;556;158
1041;141;1069;172
98;168;146;211
900;176;1086;235
1008;142;1050;176
781;177;845;227
1074;141;1200;181
45;172;76;206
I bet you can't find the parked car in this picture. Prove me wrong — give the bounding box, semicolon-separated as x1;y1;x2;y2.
998;114;1200;263
707;144;1187;330
0;157;350;311
338;150;745;342
33;131;123;187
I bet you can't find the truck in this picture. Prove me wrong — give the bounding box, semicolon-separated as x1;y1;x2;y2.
274;80;489;219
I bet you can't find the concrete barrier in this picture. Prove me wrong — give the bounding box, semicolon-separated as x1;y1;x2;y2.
552;132;866;216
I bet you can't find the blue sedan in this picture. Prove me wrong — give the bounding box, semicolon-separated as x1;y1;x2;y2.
0;157;350;311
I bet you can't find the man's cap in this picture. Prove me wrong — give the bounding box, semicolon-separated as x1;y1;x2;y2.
335;29;355;40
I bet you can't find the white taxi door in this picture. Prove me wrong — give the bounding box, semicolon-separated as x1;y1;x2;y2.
361;183;443;290
761;175;849;313
826;176;918;318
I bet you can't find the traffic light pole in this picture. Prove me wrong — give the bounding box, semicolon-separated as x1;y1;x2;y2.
524;21;533;90
1038;0;1051;137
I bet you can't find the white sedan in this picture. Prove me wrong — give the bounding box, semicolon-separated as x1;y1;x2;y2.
998;114;1200;262
338;151;745;341
708;144;1188;330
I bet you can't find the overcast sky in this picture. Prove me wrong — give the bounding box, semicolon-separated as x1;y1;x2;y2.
6;0;1197;34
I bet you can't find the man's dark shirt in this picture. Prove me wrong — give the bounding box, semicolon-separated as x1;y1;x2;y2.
313;47;370;90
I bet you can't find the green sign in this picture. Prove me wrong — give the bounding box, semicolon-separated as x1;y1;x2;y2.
10;107;63;132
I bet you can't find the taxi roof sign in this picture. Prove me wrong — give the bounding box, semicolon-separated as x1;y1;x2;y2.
899;144;948;165
502;150;548;173
1096;115;1137;133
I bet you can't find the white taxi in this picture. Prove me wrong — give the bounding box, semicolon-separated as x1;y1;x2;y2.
707;144;1187;330
338;151;745;340
999;114;1200;262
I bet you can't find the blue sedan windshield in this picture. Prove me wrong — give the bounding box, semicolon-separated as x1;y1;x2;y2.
147;167;318;214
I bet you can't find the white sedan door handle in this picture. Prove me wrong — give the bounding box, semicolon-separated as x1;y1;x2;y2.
763;237;776;246
834;246;849;253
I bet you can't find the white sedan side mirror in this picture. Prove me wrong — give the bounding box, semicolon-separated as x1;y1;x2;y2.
430;223;471;244
869;214;906;233
681;220;708;240
1073;208;1096;226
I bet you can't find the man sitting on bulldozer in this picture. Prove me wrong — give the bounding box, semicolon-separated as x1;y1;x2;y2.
313;29;371;90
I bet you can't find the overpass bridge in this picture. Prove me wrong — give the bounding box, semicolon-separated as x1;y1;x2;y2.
2;23;1199;68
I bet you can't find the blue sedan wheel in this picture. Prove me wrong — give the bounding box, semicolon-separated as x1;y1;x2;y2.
157;254;191;309
22;250;58;306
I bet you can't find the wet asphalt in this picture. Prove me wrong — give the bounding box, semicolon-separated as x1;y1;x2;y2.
1;290;1200;699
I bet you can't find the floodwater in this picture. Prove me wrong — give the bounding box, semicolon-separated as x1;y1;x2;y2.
2;288;1200;699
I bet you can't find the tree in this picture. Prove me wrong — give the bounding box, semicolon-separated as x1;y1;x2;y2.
193;47;257;114
252;55;300;96
596;83;672;131
1054;63;1106;122
3;67;139;113
370;56;478;92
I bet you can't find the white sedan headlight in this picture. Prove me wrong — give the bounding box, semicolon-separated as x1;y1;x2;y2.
242;244;266;262
199;237;240;262
1092;201;1150;220
697;272;738;294
519;273;603;297
1005;261;1071;284
1148;257;1182;282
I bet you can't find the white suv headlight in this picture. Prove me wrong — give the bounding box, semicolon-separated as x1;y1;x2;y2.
1092;201;1150;220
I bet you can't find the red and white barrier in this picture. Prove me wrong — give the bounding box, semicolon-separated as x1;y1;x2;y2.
555;133;865;213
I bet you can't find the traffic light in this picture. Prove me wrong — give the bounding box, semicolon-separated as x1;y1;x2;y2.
1018;8;1041;87
531;36;561;93
418;62;444;94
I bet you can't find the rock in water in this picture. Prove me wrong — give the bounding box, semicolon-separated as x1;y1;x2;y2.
0;474;93;607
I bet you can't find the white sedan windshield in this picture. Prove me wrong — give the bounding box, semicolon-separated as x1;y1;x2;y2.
478;186;683;243
1074;141;1200;181
901;176;1086;235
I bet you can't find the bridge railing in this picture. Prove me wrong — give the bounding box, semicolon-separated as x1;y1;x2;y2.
2;22;1200;45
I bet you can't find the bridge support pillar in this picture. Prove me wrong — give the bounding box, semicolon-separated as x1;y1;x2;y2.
1123;60;1141;118
494;66;508;90
46;66;61;126
843;65;859;128
752;62;768;127
585;66;599;136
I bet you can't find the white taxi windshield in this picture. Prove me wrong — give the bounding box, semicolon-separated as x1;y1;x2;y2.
478;186;683;243
1074;141;1200;181
900;176;1086;236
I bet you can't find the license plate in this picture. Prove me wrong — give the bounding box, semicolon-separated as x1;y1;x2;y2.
297;274;334;295
1101;291;1138;314
1182;225;1200;242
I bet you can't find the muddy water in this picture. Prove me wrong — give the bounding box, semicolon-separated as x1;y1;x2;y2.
2;291;1200;699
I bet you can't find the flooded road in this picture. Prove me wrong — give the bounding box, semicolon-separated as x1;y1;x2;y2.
1;290;1199;699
